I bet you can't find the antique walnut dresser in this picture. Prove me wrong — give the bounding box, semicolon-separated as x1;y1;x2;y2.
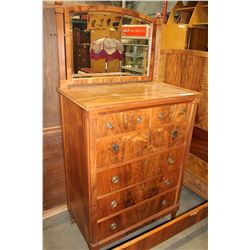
55;3;201;250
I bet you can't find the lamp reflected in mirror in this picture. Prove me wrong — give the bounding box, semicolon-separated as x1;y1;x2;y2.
71;12;153;78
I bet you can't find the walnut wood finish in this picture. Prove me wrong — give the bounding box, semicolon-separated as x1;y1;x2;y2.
96;108;151;138
97;174;179;219
151;102;191;127
96;122;188;168
162;49;208;201
183;153;208;200
96;147;185;196
55;4;156;84
58;80;200;249
113;202;208;250
190;125;208;162
57;82;200;112
97;190;177;240
60;96;91;245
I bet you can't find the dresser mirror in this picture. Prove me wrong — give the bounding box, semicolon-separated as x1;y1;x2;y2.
61;4;156;81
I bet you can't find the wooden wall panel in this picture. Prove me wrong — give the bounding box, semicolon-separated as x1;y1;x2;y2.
162;49;207;130
43;7;61;128
43;5;66;212
43;127;66;210
161;49;208;199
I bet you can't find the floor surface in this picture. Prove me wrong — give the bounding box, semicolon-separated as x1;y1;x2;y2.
43;186;208;250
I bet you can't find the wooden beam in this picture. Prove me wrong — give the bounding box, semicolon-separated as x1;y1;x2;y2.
113;202;208;250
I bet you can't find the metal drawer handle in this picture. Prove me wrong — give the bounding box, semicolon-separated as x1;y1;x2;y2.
161;199;167;207
164;179;171;186
171;130;178;139
110;222;117;230
111;176;119;184
106;122;113;129
159;112;164;120
137;116;142;124
180;109;186;115
168;158;174;165
111;200;118;208
112;143;119;153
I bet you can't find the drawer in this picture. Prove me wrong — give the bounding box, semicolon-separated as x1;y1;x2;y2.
151;103;191;127
97;190;176;240
150;123;188;148
96;108;150;138
97;147;185;196
97;132;151;168
97;172;179;219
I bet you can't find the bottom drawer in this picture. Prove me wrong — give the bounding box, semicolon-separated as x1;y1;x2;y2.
97;190;176;240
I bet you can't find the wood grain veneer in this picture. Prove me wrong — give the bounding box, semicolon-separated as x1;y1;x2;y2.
161;48;208;200
58;81;200;249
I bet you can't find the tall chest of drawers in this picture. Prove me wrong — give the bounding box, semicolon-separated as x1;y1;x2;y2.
58;82;200;250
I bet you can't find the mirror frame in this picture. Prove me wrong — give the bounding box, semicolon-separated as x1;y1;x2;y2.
55;3;157;87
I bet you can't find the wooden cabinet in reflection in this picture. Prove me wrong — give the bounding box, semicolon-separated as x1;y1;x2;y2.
73;28;90;74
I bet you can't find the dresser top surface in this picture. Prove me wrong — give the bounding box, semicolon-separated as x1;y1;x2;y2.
58;81;200;111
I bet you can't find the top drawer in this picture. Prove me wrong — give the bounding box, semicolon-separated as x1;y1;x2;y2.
96;108;150;138
151;103;191;127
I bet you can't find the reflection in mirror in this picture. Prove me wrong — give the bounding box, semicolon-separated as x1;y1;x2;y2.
71;12;152;78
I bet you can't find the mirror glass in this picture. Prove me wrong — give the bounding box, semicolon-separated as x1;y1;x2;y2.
71;12;153;78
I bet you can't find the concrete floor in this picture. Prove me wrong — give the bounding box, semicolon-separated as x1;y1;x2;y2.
43;186;208;250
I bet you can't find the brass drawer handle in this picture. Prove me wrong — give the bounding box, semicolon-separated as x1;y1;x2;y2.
112;144;119;153
161;199;167;207
110;222;117;230
111;176;119;184
137;116;142;124
111;200;118;208
180;109;186;115
159;112;164;120
168;158;174;165
164;179;171;186
106;122;113;129
171;130;178;139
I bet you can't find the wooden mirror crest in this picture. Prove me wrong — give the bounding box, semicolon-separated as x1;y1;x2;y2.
55;3;156;88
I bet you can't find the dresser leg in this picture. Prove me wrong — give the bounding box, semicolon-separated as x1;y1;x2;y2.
69;212;75;224
89;243;99;250
171;209;178;220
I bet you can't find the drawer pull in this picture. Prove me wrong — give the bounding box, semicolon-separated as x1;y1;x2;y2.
106;122;113;129
112;144;119;153
159;112;164;120
161;199;167;207
111;176;119;184
168;158;174;165
137;116;142;124
110;222;117;230
171;130;178;139
111;200;118;208
180;109;186;115
164;179;171;186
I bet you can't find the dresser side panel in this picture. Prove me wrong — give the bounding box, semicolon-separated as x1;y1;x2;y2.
61;96;91;244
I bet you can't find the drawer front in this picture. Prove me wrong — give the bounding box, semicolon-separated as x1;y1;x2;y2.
97;132;151;168
97;147;185;196
151;123;188;148
151;103;191;127
97;190;176;240
96;124;187;168
96;108;150;138
97;172;179;219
